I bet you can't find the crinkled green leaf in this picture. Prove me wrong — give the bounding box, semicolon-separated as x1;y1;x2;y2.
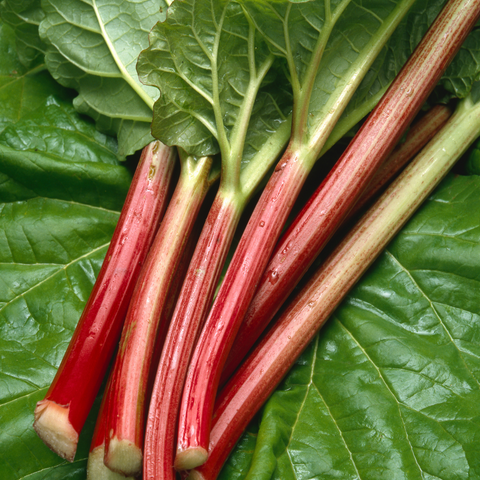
0;96;119;164
429;27;480;105
0;98;131;480
223;174;480;480
0;21;71;133
138;0;292;176
0;0;46;67
39;0;167;158
243;0;452;143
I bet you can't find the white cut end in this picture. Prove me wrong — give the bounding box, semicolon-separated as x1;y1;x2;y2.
174;447;208;471
187;470;206;480
87;445;135;480
33;399;78;462
104;437;143;478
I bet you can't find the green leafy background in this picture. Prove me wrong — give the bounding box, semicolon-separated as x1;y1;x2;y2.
1;2;480;479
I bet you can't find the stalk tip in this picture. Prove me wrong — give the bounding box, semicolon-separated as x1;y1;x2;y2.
174;447;208;471
187;470;206;480
33;399;78;462
104;437;142;477
87;445;135;480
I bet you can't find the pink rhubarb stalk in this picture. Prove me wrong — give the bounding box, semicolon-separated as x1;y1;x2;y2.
190;87;480;480
175;0;479;469
33;141;176;461
221;103;452;383
103;153;213;477
142;190;243;480
87;218;202;480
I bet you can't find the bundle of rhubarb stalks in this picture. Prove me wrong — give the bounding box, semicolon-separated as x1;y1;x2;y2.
30;0;480;478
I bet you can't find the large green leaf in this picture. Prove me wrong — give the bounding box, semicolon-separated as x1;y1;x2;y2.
0;98;131;480
39;0;167;158
222;174;480;479
0;21;71;133
0;0;46;67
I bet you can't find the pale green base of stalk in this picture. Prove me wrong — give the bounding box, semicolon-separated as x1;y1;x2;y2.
87;445;136;480
104;437;142;478
33;399;78;462
175;447;208;471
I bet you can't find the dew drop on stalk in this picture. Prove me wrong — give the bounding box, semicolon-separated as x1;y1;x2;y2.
259;221;265;227
268;269;279;285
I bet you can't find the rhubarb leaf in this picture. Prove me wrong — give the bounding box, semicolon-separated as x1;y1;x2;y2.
0;21;70;133
0;0;46;67
138;0;292;186
243;0;451;146
223;174;480;480
39;0;167;158
0;98;131;480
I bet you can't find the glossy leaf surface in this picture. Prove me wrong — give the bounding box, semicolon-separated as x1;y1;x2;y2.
0;22;70;133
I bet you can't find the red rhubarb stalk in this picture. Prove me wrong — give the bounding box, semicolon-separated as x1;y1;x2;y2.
221;103;452;384
102;153;214;477
175;0;473;469
87;217;202;480
143;190;243;480
190;88;480;480
33;141;176;461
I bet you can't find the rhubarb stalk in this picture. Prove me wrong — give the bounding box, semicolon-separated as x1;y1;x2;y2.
221;103;452;383
217;0;480;388
33;141;176;462
190;88;480;480
102;152;214;477
175;0;471;469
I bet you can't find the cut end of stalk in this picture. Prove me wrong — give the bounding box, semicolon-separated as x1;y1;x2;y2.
104;437;142;477
174;447;208;471
87;445;135;480
33;399;78;462
187;470;206;480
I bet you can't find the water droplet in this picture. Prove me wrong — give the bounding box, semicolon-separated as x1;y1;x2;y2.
307;301;316;309
406;87;414;97
259;221;265;227
268;269;279;285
